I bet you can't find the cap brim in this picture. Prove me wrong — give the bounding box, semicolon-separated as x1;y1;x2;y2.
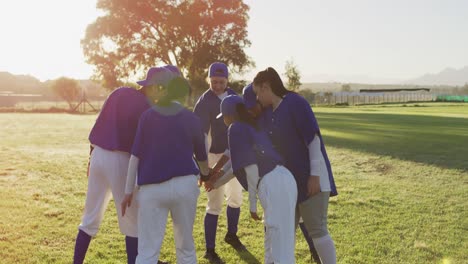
216;113;223;119
137;80;148;86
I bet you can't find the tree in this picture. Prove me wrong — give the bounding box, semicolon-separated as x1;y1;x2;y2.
298;89;315;103
341;84;351;92
82;0;253;91
462;83;468;94
50;77;81;110
284;59;302;91
229;79;248;94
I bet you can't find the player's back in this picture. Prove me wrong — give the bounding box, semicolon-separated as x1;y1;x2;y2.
89;87;151;153
132;107;206;185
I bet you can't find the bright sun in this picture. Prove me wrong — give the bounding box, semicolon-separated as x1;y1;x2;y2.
0;0;101;81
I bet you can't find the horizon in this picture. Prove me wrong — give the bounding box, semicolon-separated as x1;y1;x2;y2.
0;0;467;84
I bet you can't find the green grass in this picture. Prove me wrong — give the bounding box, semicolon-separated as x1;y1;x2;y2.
0;102;467;263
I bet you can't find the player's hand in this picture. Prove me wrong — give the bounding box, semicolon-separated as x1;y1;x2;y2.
204;180;215;192
204;169;224;192
121;193;133;217
250;211;262;221
307;176;321;197
86;161;90;177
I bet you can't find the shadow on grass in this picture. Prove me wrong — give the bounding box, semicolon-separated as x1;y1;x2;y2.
235;249;261;264
316;112;468;171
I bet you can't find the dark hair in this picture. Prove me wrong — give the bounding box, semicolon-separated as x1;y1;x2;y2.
253;67;290;98
157;77;191;106
235;103;258;130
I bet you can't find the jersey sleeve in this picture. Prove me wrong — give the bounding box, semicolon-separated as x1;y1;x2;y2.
125;155;139;194
192;115;208;162
131;111;148;158
193;97;211;135
228;123;256;172
244;164;260;213
291;94;320;146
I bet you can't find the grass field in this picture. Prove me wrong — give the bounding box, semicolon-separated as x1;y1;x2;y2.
0;102;467;263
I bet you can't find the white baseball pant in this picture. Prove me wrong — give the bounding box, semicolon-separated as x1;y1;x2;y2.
258;166;297;264
206;153;243;215
79;145;138;237
136;175;200;264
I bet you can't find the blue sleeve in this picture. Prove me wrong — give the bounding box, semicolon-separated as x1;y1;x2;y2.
228;123;256;171
192;116;208;161
291;95;320;146
193;97;211;134
131;112;148;158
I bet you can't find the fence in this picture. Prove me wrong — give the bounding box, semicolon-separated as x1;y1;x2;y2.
310;92;437;106
2;92;465;112
0;94;106;113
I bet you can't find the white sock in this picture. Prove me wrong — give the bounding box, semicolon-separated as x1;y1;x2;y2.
312;234;336;264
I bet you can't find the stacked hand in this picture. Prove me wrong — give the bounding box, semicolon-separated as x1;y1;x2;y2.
202;169;224;192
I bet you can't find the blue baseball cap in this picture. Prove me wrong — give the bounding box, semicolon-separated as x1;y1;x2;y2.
163;65;181;75
208;62;229;78
242;83;257;109
137;66;179;87
216;95;244;119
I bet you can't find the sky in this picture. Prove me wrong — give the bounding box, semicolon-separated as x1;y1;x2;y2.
0;0;467;83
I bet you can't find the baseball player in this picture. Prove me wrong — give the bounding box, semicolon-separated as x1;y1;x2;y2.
121;66;209;264
243;83;322;264
73;67;176;264
211;94;297;264
193;62;245;263
252;67;338;264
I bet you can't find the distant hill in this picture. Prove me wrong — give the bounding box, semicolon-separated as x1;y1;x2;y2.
0;72;47;94
0;72;107;99
404;66;468;86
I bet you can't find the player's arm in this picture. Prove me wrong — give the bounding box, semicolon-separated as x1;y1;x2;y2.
211;149;230;172
121;155;138;217
291;97;321;197
210;166;235;190
86;144;95;177
208;149;232;182
244;164;261;221
194;99;212;181
307;134;322;197
195;149;210;182
192;114;209;181
121;112;146;216
205;160;233;191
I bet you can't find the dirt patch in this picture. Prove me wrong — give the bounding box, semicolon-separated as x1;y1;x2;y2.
376;163;393;174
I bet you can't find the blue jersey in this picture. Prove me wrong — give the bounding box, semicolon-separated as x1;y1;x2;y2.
89;87;151;153
131;107;207;185
193;88;237;154
261;93;337;202
228;121;283;191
